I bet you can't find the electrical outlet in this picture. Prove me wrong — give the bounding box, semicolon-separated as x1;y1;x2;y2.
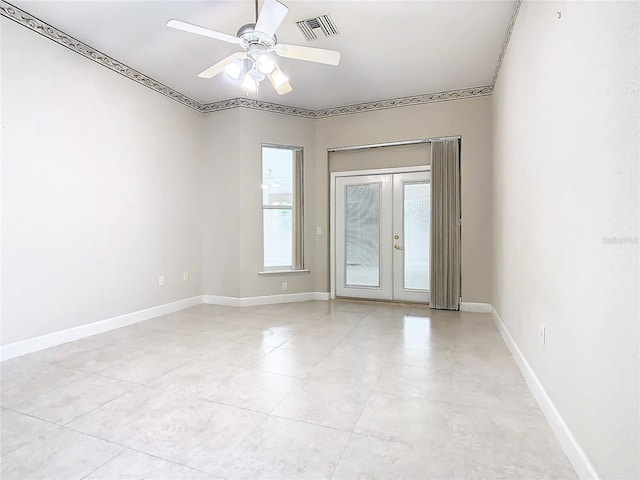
316;226;322;236
282;282;288;291
539;324;546;347
158;275;165;286
183;272;189;281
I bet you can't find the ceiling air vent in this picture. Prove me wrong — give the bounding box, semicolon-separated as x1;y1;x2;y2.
295;14;339;41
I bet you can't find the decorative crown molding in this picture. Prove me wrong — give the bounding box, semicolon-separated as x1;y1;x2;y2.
313;86;493;118
0;1;201;112
492;0;523;86
198;98;316;118
2;0;494;119
197;86;493;119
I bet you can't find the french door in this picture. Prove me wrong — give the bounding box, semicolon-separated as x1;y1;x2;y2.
334;170;431;303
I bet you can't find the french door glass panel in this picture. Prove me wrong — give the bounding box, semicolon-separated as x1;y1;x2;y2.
335;175;392;300
403;182;430;291
335;171;429;302
392;172;430;302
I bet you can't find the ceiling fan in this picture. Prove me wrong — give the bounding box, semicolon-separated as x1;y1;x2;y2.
167;0;341;95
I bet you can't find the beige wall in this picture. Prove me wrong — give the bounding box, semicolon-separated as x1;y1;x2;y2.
315;97;493;302
201;109;243;297
1;18;204;345
202;108;317;298
492;2;639;478
200;96;493;303
328;143;430;172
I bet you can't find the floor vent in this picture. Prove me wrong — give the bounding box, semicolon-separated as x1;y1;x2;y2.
295;14;339;41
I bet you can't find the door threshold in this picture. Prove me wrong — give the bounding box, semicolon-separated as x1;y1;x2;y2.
334;296;429;307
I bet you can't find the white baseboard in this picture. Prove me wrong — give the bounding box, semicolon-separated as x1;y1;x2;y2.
0;296;203;362
491;306;599;480
204;292;330;307
460;302;492;313
0;292;332;361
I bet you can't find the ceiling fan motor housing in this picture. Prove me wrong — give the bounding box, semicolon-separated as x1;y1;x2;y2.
237;23;277;49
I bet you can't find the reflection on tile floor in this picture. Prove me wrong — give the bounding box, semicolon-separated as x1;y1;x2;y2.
0;300;576;479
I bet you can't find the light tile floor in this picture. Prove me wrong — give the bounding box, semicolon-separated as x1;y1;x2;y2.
0;300;576;479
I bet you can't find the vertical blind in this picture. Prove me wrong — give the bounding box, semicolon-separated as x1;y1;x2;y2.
345;183;381;287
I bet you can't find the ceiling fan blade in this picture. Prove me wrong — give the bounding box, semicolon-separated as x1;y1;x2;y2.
167;19;242;44
198;52;247;79
268;64;292;95
274;44;340;66
255;0;289;38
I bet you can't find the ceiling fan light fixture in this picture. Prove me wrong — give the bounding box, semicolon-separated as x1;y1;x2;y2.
241;73;258;91
224;58;245;80
270;68;289;88
248;67;266;83
257;54;276;75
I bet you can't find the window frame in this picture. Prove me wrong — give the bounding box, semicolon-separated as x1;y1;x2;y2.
260;143;305;274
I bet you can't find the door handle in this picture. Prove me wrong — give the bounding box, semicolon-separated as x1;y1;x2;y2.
394;244;404;250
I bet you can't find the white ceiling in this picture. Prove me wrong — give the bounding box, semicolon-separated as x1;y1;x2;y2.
11;0;516;110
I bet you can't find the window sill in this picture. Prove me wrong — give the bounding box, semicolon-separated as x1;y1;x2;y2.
258;269;310;276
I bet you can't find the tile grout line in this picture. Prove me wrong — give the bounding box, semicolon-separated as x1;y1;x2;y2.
78;449;125;480
0;408;60;458
61;423;219;479
60;388;141;428
327;385;376;479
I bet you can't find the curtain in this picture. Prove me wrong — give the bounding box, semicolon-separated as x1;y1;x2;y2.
430;138;461;310
292;149;304;270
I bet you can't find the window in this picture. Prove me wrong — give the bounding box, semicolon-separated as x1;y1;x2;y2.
261;145;304;271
